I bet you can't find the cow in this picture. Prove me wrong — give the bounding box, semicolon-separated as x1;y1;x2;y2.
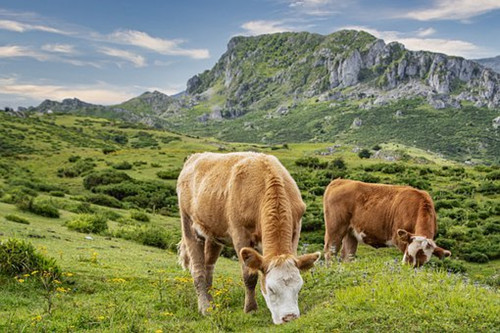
177;152;320;324
323;179;451;267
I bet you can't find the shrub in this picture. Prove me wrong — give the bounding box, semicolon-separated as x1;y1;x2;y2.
156;169;181;180
66;214;108;234
16;197;60;218
358;149;372;159
4;214;29;224
68;155;81;163
102;148;116;154
0;238;61;277
485;170;500;180
57;160;95;178
329;158;346;170
130;210;150;222
49;190;65;197
113;225;179;251
295;156;328;169
83;169;131;190
463;252;489;263
85;193;123;208
150;163;162;168
113;161;133;170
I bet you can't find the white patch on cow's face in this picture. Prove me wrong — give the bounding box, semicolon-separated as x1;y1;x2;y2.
262;259;303;325
404;236;436;267
385;240;394;247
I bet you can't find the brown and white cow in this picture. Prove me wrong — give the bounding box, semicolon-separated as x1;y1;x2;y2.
177;152;320;324
323;179;451;267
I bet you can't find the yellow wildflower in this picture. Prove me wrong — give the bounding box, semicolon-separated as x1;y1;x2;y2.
155;330;163;333
17;279;25;283
31;270;38;275
97;316;105;321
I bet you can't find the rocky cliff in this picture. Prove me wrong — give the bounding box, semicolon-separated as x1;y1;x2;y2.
187;30;500;113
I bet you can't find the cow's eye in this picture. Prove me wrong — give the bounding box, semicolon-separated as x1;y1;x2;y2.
268;287;275;294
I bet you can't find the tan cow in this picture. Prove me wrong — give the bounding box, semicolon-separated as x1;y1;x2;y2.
323;179;451;267
177;152;320;324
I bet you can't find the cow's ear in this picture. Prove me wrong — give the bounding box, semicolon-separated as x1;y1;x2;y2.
240;247;264;272
397;229;412;243
433;247;451;259
296;252;321;271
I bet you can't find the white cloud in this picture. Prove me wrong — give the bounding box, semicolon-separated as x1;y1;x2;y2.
0;45;49;61
99;47;146;67
108;29;210;59
0;79;138;105
41;43;76;54
240;20;292;36
340;26;487;58
416;27;436;37
288;0;348;16
0;19;67;34
403;0;500;21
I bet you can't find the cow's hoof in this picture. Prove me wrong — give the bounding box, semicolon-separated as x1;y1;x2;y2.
244;302;258;313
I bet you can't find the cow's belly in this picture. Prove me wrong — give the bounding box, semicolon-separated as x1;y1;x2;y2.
352;229;392;248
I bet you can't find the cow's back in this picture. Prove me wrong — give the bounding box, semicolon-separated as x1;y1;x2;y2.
177;152;303;241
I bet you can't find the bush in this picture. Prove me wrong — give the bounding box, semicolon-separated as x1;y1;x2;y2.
156;169;181;180
358;149;372;159
57;160;95;178
83;169;131;190
49;190;65;197
329;158;346;170
295;156;328;169
113;225;179;251
4;214;30;224
0;238;61;277
463;252;489;263
113;161;133;170
485;170;500;180
68;155;81;163
130;210;150;222
102;148;116;154
85;193;123;208
16;197;60;218
66;214;108;234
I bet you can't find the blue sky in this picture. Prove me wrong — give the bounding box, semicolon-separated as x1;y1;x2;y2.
1;0;499;107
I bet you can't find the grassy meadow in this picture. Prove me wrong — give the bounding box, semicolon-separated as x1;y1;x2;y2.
1;113;499;332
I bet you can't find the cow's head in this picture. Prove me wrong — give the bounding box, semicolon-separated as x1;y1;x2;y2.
240;248;320;324
397;229;451;267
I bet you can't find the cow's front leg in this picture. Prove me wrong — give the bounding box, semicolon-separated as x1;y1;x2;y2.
243;266;258;312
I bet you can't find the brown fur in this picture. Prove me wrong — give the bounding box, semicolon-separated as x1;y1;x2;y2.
177;152;307;314
323;179;449;264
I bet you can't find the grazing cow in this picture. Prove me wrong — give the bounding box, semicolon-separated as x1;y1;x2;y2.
323;179;451;267
177;152;320;324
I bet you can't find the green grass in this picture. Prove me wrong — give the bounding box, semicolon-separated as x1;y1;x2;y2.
1;113;499;332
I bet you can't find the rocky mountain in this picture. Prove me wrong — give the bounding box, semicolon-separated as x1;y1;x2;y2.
475;56;500;74
187;30;500;114
24;30;500;162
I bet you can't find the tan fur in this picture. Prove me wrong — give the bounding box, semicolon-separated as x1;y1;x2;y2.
177;152;308;315
323;179;449;265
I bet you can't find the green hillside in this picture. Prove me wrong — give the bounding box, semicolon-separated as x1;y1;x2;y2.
1;113;499;331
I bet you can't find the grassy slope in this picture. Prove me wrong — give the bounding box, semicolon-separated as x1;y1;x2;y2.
0;114;499;331
1;203;499;332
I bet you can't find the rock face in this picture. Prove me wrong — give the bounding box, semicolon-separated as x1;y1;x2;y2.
475;56;500;74
186;30;500;117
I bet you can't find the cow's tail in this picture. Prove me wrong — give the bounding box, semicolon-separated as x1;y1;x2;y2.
177;238;190;271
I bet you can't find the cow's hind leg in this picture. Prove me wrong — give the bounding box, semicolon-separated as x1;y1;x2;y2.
180;213;211;315
341;232;358;262
204;239;223;290
324;220;349;267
